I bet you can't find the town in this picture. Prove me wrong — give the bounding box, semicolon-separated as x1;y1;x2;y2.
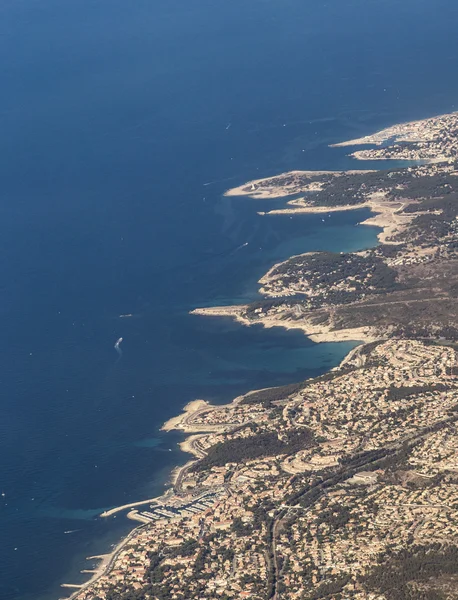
72;339;458;600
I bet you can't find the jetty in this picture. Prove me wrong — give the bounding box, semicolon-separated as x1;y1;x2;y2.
100;498;159;517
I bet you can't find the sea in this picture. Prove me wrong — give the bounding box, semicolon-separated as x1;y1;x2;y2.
1;0;458;598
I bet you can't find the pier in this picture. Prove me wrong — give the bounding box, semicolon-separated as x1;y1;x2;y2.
100;498;159;517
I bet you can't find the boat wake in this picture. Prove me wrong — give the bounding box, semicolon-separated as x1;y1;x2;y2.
230;241;249;255
114;337;123;357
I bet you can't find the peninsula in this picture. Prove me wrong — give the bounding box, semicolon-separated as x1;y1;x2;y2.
70;111;458;600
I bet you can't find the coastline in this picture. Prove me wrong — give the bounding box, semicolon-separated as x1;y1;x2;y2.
67;166;394;599
262;198;414;245
161;399;210;432
330;110;458;148
68;107;458;599
190;305;377;344
186;174;414;345
67;529;144;600
224;169;372;200
66;394;255;598
224;169;415;245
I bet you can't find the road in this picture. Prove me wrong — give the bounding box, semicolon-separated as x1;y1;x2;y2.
268;411;458;599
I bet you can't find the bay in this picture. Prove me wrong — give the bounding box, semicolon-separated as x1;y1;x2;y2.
1;1;458;598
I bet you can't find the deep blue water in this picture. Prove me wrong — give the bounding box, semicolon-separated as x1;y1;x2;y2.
1;1;458;598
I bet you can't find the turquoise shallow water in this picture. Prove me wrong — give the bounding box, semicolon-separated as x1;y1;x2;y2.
2;0;458;598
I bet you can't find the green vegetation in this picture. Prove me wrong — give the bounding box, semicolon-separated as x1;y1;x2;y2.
271;251;398;293
240;382;305;407
192;428;315;472
387;383;450;402
304;575;351;600
363;544;458;600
